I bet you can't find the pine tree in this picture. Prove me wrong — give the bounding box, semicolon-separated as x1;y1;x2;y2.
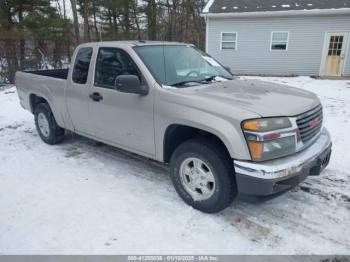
0;0;72;82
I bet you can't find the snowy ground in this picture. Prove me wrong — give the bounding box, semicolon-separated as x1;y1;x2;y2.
0;77;349;254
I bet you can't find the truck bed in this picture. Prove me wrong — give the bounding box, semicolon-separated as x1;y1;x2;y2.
16;69;68;128
25;69;69;80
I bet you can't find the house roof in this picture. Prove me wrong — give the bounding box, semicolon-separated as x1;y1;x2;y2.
203;0;350;14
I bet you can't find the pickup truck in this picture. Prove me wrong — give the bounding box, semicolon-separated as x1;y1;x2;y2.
15;41;332;213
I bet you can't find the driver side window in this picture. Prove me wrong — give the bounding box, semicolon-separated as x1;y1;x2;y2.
94;47;140;89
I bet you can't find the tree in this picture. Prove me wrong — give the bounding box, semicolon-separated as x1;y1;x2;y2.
82;0;90;42
130;0;141;40
0;0;72;82
144;0;158;40
91;0;100;41
0;0;19;82
0;0;207;83
70;0;80;45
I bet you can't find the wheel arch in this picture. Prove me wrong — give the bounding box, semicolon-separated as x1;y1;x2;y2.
29;93;65;129
163;124;233;164
29;93;48;113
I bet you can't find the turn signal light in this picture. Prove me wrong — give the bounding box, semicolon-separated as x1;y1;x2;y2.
242;117;292;132
247;141;262;161
243;120;259;131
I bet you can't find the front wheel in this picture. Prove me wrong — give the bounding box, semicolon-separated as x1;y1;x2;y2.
170;138;237;213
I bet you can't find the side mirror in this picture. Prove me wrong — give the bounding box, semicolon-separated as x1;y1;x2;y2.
114;75;149;96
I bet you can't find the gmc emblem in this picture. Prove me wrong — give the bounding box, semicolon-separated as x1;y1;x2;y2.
309;118;320;128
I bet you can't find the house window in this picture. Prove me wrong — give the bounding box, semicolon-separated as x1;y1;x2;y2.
271;32;289;50
221;32;237;50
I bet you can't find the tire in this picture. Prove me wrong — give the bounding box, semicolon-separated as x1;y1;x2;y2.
34;103;65;145
170;138;237;213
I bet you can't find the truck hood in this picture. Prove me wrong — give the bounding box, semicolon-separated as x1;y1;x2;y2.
180;78;320;117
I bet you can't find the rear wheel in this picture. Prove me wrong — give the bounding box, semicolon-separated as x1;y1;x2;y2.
34;103;65;145
170;138;237;213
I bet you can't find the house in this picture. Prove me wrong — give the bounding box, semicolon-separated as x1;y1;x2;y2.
202;0;350;77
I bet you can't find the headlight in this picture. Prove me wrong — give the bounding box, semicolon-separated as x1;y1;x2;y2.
242;117;296;161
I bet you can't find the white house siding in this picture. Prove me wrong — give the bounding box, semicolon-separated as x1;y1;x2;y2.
206;15;350;76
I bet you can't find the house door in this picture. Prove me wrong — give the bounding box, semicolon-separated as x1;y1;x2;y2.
321;33;348;76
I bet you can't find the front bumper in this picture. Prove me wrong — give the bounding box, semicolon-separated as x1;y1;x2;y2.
234;128;332;198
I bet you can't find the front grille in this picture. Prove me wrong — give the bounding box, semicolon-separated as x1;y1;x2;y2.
296;105;323;144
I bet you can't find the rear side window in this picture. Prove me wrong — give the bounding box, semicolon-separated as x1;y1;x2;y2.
94;47;140;89
72;47;93;84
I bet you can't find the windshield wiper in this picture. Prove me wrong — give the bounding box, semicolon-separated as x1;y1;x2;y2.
171;80;208;87
170;75;233;87
203;75;233;82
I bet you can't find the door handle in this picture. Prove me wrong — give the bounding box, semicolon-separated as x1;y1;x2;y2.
89;92;103;102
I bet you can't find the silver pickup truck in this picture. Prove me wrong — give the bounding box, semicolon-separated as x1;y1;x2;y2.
15;41;332;213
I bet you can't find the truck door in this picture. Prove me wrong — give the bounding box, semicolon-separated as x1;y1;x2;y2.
88;47;155;157
65;47;94;135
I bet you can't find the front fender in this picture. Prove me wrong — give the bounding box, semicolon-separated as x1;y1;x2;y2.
155;102;252;162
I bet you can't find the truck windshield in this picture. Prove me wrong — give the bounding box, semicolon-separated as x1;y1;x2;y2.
134;45;233;87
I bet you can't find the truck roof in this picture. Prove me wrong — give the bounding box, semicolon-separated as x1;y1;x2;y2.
78;40;191;48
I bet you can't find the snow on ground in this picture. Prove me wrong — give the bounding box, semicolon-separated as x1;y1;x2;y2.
0;77;349;254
